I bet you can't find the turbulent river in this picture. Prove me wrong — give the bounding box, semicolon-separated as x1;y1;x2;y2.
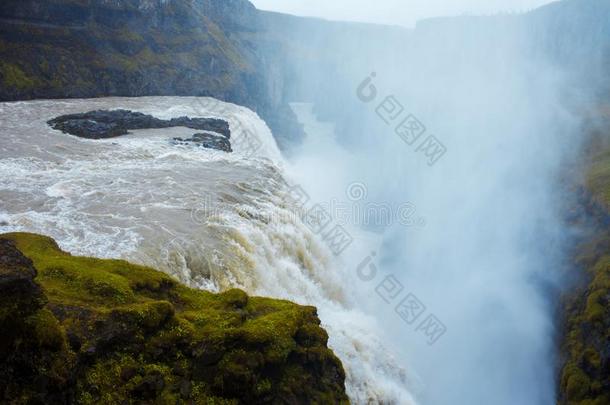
0;97;416;404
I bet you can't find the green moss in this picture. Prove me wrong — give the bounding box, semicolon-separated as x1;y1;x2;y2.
559;145;610;405
586;149;610;208
26;308;66;350
0;62;36;90
0;232;349;404
206;22;251;72
584;290;606;323
560;253;610;404
0;0;270;114
564;364;591;401
111;301;175;331
78;355;181;404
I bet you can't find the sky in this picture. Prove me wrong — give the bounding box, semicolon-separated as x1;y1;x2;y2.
250;0;558;27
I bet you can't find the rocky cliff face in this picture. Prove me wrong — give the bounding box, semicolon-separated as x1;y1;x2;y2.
0;232;349;404
0;0;302;149
254;0;610;145
1;0;608;151
557;97;610;405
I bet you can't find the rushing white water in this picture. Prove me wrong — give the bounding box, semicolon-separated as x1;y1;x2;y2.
0;97;416;404
274;6;591;402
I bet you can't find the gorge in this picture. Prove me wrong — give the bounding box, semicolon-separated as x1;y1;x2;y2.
1;0;610;404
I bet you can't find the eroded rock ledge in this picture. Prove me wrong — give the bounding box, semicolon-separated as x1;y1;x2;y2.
48;109;233;152
0;232;349;404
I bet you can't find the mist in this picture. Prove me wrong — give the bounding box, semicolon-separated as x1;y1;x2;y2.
264;3;593;404
251;0;556;27
0;0;605;403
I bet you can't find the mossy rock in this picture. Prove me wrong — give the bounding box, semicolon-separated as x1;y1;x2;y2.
586;149;610;210
0;62;37;90
558;137;610;405
0;232;349;404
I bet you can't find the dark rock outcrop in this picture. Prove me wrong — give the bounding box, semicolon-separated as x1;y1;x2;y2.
48;109;230;139
0;238;44;325
172;132;232;152
48;109;234;152
0;232;349;404
0;237;75;404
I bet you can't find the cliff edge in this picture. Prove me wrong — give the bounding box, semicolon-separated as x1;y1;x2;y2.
0;232;349;404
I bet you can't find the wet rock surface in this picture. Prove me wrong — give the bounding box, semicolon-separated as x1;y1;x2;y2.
48;109;233;152
172;132;233;153
48;109;230;138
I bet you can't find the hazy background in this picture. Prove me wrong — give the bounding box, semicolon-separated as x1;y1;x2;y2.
250;0;557;27
255;0;596;402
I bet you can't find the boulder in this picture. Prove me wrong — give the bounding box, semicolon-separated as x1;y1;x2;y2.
48;109;230;139
172;132;232;153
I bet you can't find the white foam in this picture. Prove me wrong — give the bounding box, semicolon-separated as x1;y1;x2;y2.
0;97;414;404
